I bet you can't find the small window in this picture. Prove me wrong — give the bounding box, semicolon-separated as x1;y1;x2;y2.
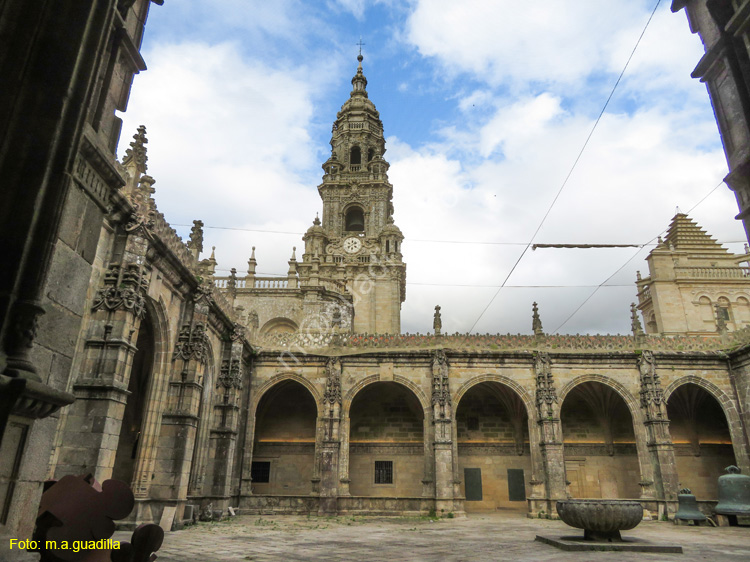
251;461;270;483
467;417;479;431
386;240;390;253
374;461;393;484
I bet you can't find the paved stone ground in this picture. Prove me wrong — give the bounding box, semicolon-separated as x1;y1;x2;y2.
114;512;750;562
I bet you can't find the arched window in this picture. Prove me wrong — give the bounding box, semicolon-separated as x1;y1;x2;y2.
717;296;731;324
367;148;375;162
345;207;365;231
350;146;361;165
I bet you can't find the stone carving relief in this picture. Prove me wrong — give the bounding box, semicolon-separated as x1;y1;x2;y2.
534;351;557;418
431;349;452;442
323;357;342;440
637;350;665;421
92;263;149;319
173;323;209;364
217;358;241;390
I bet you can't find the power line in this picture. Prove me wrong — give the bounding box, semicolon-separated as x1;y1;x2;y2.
551;179;726;333
467;0;663;334
174;224;744;246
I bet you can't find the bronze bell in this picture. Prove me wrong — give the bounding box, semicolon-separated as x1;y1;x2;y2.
674;488;706;522
715;465;750;517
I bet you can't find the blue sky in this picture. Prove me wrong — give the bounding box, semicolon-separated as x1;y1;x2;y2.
119;0;746;335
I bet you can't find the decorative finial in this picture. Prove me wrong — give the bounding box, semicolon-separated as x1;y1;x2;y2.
313;214;321;226
291;246;297;260
187;219;204;255
433;305;442;336
250;246;256;260
123;125;148;172
631;303;644;337
532;302;544;336
209;246;216;262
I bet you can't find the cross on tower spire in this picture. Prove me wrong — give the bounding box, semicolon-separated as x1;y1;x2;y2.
357;37;365;56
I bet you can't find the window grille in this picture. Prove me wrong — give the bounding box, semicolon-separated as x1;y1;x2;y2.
251;461;270;483
374;461;393;484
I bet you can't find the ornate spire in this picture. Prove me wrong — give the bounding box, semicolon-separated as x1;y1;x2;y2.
351;51;368;97
187;220;204;258
532;302;544;336
123;125;148;173
631;303;644;337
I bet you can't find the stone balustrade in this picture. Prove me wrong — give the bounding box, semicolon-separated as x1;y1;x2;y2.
254;327;750;352
674;266;750;279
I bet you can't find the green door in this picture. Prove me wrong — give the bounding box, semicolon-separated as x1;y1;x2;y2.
507;468;526;501
464;468;483;501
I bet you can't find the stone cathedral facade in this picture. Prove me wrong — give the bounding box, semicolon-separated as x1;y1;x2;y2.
3;2;750;549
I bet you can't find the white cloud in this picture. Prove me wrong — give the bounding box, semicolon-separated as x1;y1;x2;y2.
407;0;643;88
115;2;746;338
119;41;323;277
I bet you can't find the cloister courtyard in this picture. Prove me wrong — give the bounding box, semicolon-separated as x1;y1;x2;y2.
113;512;750;561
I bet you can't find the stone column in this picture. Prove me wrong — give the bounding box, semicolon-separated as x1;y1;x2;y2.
55;258;149;482
534;352;567;515
318;358;343;514
638;351;678;505
431;350;455;512
150;289;211;521
206;323;246;508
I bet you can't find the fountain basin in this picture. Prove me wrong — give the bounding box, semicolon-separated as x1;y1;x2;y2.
556;500;643;542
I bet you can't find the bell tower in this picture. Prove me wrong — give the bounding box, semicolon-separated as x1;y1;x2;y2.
299;53;406;334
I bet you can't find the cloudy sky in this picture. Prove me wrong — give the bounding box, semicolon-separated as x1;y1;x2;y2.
119;0;746;336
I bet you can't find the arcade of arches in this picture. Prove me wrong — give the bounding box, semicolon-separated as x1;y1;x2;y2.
240;348;750;519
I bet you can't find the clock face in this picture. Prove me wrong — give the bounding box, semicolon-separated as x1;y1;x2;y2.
343;237;362;254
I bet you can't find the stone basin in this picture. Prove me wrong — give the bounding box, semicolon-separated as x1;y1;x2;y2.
556;500;643;542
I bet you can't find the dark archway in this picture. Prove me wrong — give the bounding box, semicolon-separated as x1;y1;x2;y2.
667;383;736;499
252;380;317;495
561;381;639;499
344;206;365;232
349;382;424;497
455;381;530;512
112;314;154;485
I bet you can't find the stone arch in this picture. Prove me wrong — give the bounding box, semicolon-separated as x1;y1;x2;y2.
344;375;428;498
559;374;644;500
663;375;746;494
736;296;750;324
252;372;322;419
664;376;741;430
260;317;298;335
343;374;430;419
343;204;365;232
250;373;320;496
453;374;535;416
559;374;641;423
128;295;172;497
453;375;536;511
